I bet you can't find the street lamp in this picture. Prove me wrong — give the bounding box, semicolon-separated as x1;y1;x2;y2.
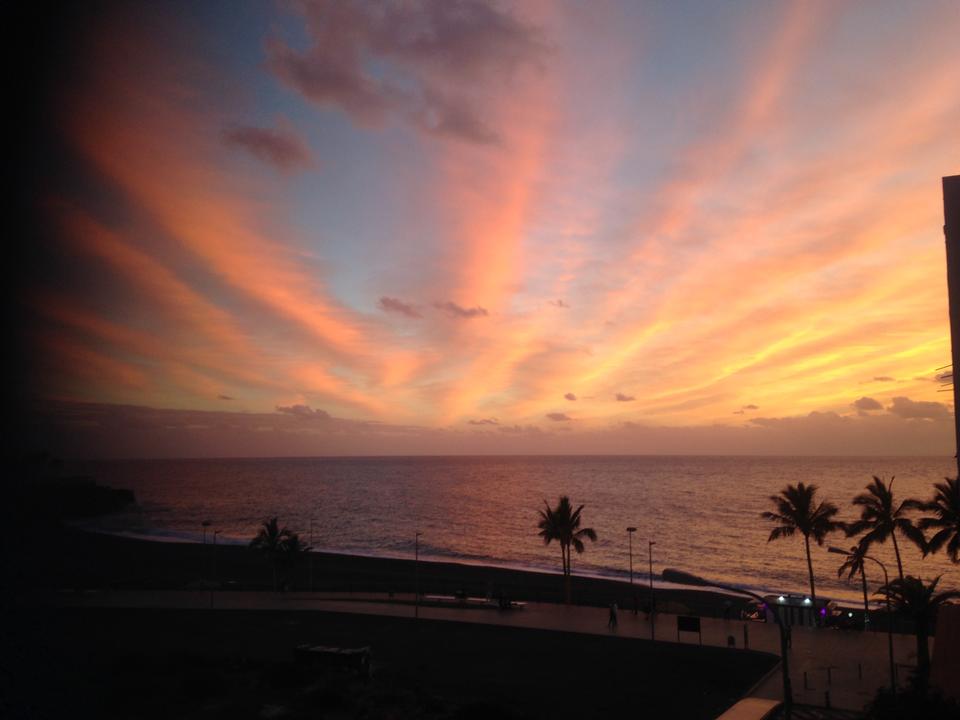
415;532;422;619
828;546;895;695
201;520;211;584
648;540;656;640
669;569;793;716
627;527;637;615
210;530;220;610
212;530;220;584
309;518;314;593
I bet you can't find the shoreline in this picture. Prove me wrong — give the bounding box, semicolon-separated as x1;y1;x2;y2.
26;526;765;616
71;523;782;604
71;524;752;597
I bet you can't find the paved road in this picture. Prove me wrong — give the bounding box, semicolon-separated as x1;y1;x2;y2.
45;589;923;712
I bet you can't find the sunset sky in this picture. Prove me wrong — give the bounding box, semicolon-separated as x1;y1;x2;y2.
19;0;960;456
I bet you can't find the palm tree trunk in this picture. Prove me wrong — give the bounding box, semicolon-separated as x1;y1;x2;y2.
562;543;572;604
860;570;870;630
272;560;278;592
891;532;904;580
916;619;930;682
804;534;818;624
559;544;567;603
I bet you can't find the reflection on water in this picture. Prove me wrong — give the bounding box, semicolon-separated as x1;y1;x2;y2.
80;455;958;602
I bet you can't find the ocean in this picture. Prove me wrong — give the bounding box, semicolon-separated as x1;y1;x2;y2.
76;455;959;604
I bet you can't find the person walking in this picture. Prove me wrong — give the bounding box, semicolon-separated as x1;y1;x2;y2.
608;602;618;631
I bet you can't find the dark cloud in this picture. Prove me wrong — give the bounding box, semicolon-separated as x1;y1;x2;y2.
433;300;488;319
873;376;895;382
546;412;571;422
221;124;313;172
615;393;635;402
564;392;577;401
742;404;759;411
378;296;421;318
218;394;233;401
19;400;954;459
468;417;498;425
733;410;744;415
549;299;569;308
852;396;882;412
275;404;331;420
887;396;951;421
268;0;542;144
414;90;498;144
498;424;542;435
750;411;844;428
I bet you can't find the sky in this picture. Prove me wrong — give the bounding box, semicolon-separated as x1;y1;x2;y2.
15;0;960;457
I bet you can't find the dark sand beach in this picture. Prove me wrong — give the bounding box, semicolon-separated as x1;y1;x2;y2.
23;526;755;615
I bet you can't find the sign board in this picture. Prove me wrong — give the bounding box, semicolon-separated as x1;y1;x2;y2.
677;616;701;633
677;615;702;644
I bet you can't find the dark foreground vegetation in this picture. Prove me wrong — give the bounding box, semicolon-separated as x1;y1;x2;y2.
3;606;776;720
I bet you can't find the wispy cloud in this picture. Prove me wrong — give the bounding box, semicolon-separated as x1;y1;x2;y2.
433;301;489;319
222;124;313;172
378;296;421;318
22;1;960;454
268;0;543;144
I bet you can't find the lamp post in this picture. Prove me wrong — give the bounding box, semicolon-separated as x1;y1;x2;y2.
309;518;314;593
668;569;792;716
627;527;637;615
212;530;220;584
201;520;211;584
648;540;656;640
210;530;220;610
829;546;895;695
414;532;421;619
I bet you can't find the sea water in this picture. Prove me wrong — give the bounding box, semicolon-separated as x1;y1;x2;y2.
76;455;959;603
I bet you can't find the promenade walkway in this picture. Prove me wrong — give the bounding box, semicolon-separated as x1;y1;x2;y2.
47;589;922;713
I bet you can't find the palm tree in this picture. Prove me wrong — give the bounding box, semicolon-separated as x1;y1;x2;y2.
537;496;597;604
846;476;926;580
917;477;960;563
762;482;841;616
876;575;960;682
249;517;308;591
836;544;871;629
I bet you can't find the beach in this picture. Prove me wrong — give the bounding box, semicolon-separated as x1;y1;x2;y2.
20;526;754;617
5;526;781;719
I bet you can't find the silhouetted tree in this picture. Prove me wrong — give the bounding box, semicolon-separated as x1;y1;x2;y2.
865;680;960;720
846;476;925;579
876;575;960;683
836;544;871;629
249;517;308;591
917;477;960;564
762;482;841;616
537;496;597;604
